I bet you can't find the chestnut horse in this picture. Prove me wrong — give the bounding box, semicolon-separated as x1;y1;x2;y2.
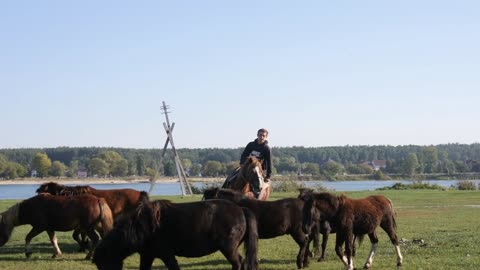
36;182;148;250
93;198;259;270
203;187;319;269
300;192;403;270
0;193;113;259
222;156;272;200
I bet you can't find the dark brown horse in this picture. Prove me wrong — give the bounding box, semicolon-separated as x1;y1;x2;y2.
0;193;113;259
297;188;358;262
203;187;319;269
93;198;259;270
300;192;403;270
36;182;148;251
222;156;272;200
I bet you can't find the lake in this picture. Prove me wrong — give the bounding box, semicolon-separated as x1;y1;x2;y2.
0;179;478;200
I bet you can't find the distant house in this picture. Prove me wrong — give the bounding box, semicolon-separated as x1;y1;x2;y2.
31;170;37;177
360;160;387;171
77;168;88;178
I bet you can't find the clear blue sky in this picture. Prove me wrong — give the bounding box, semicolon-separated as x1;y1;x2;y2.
1;1;479;149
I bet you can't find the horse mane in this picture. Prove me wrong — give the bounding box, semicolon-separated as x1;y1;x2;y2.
135;200;172;232
313;192;340;210
36;182;91;196
0;203;21;240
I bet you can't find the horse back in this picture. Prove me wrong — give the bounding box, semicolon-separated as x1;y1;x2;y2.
88;188;142;217
19;194;104;231
153;200;246;257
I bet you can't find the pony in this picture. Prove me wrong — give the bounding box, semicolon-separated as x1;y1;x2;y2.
93;198;259;270
300;192;403;270
36;182;148;251
297;188;358;261
0;193;113;259
203;187;319;269
222;156;272;200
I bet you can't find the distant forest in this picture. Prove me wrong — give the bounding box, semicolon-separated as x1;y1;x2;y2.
1;143;480;180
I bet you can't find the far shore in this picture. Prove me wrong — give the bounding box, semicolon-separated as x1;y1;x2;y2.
0;177;225;185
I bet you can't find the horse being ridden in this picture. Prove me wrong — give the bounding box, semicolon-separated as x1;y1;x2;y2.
0;193;113;259
300;192;403;270
222;156;272;201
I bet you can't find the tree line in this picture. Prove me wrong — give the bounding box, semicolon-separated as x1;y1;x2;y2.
0;143;479;180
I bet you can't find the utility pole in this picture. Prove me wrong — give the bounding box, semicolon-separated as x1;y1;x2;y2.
149;101;192;195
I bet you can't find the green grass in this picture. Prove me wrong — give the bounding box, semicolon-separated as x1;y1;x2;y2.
1;190;479;270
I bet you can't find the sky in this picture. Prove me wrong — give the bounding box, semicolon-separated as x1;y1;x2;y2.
1;1;479;149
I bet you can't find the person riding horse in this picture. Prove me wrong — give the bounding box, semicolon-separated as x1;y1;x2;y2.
224;128;272;199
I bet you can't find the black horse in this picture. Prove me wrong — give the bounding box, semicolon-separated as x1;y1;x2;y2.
93;198;259;270
203;187;319;269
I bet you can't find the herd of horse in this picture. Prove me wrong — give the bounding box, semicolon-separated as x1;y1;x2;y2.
0;157;403;270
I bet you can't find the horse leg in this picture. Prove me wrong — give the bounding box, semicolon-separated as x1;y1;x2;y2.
46;230;62;258
363;232;378;269
344;231;356;270
160;254;181;270
319;230;329;261
139;253;155;270
220;244;243;270
24;227;44;258
381;219;403;267
291;230;309;268
84;230;99;260
72;230;88;252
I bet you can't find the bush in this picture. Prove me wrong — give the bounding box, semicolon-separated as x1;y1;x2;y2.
272;180;306;192
377;181;445;190
453;180;477;190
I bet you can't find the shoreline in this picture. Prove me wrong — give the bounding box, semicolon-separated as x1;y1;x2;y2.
0;177;225;185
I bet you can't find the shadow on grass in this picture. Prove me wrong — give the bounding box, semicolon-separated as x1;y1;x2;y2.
0;242;88;259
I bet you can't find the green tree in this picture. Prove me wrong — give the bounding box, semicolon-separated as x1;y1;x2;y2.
163;160;176;176
4;162;27;179
321;161;343;179
99;151;128;177
88;158;109;177
67;160;79;177
189;163;202;177
0;154;8;176
423;147;438;173
302;162;320;175
202;160;224;177
136;155;146;176
32;152;52;178
50;161;67;177
404;153;418;177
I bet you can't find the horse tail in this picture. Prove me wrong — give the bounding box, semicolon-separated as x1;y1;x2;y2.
242;207;259;270
138;191;150;205
98;199;114;235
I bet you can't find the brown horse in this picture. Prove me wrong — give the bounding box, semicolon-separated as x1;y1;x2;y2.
0;193;113;259
203;187;319;269
297;188;358;261
300;192;403;270
93;198;259;270
222;156;272;200
36;182;147;220
36;182;148;251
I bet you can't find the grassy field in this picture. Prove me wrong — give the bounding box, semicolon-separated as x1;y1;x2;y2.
0;190;479;270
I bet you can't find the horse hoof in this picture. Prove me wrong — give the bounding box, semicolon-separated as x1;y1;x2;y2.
51;253;61;259
25;252;32;258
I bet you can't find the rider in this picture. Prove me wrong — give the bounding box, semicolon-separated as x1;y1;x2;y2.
239;128;272;197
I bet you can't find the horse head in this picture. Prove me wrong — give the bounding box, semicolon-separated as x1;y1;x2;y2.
36;182;63;195
239;157;265;190
202;187;220;200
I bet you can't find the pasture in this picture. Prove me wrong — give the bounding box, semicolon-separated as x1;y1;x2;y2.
0;190;479;270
